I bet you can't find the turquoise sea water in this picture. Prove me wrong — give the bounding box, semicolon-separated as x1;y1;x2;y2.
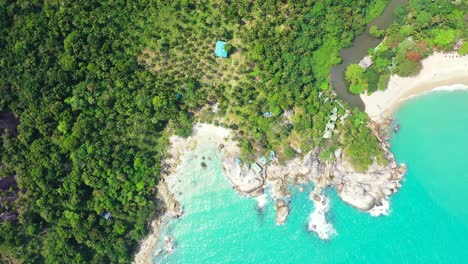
155;87;468;264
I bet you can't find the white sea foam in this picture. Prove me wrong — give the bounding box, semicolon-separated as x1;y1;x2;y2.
369;198;390;217
432;83;468;92
255;194;268;209
400;84;468;103
308;194;336;240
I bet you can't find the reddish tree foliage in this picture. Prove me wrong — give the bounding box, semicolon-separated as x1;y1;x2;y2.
406;51;421;62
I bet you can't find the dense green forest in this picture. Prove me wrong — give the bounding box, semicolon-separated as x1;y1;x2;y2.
0;0;447;262
346;0;467;94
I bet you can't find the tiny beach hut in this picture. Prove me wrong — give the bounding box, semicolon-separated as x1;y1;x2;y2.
215;41;228;58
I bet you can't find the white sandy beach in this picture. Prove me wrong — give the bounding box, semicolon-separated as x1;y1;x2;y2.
361;52;468;122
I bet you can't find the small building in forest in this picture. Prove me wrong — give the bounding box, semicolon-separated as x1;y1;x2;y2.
269;151;276;161
215;41;228;58
358;56;373;69
323;107;339;139
101;211;112;221
259;156;268;165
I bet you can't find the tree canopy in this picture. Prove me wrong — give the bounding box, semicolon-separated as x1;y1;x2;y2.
347;0;467;94
0;0;437;262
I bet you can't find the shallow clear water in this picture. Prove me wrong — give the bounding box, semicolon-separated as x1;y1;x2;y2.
155;87;468;264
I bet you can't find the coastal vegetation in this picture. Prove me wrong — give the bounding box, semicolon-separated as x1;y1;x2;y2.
1;0;460;262
346;0;467;94
459;42;468;55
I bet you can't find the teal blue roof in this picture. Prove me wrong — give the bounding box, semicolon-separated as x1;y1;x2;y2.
259;156;268;165
215;41;228;58
269;151;276;159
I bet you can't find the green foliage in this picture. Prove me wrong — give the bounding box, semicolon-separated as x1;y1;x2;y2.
364;67;380;94
224;44;233;53
458;42;468;55
365;0;391;23
369;0;466;85
377;73;391;91
0;0;205;262
284;147;296;160
345;64;368;94
432;29;456;49
393;5;408;25
341;110;384;172
320;149;333;161
0;0;430;261
369;25;385;38
396;59;422;77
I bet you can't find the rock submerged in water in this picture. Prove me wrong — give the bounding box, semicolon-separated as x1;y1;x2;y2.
275;200;289;225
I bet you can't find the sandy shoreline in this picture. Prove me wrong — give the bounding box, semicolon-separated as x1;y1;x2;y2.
361;52;468;122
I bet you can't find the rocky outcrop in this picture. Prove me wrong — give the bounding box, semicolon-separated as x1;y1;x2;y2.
0;112;19;136
275;200;289;225
222;158;265;196
331;120;406;212
0;176;20;223
222;120;406;216
158;179;181;217
308;192;335;239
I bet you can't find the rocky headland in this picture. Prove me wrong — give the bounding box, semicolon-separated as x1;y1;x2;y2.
222;120;406;232
134;122;406;262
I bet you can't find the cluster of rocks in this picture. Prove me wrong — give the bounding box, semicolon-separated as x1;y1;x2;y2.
222;157;265;196
221;121;406;224
0;175;19;222
222;150;330;225
157;179;182;217
331;120;406;212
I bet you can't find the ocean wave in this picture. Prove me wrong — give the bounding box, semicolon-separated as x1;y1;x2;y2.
255;194;269;210
308;194;336;240
369;198;390;217
432;84;468;92
401;84;468;102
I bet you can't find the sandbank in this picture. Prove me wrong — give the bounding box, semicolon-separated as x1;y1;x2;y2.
361;52;468;122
